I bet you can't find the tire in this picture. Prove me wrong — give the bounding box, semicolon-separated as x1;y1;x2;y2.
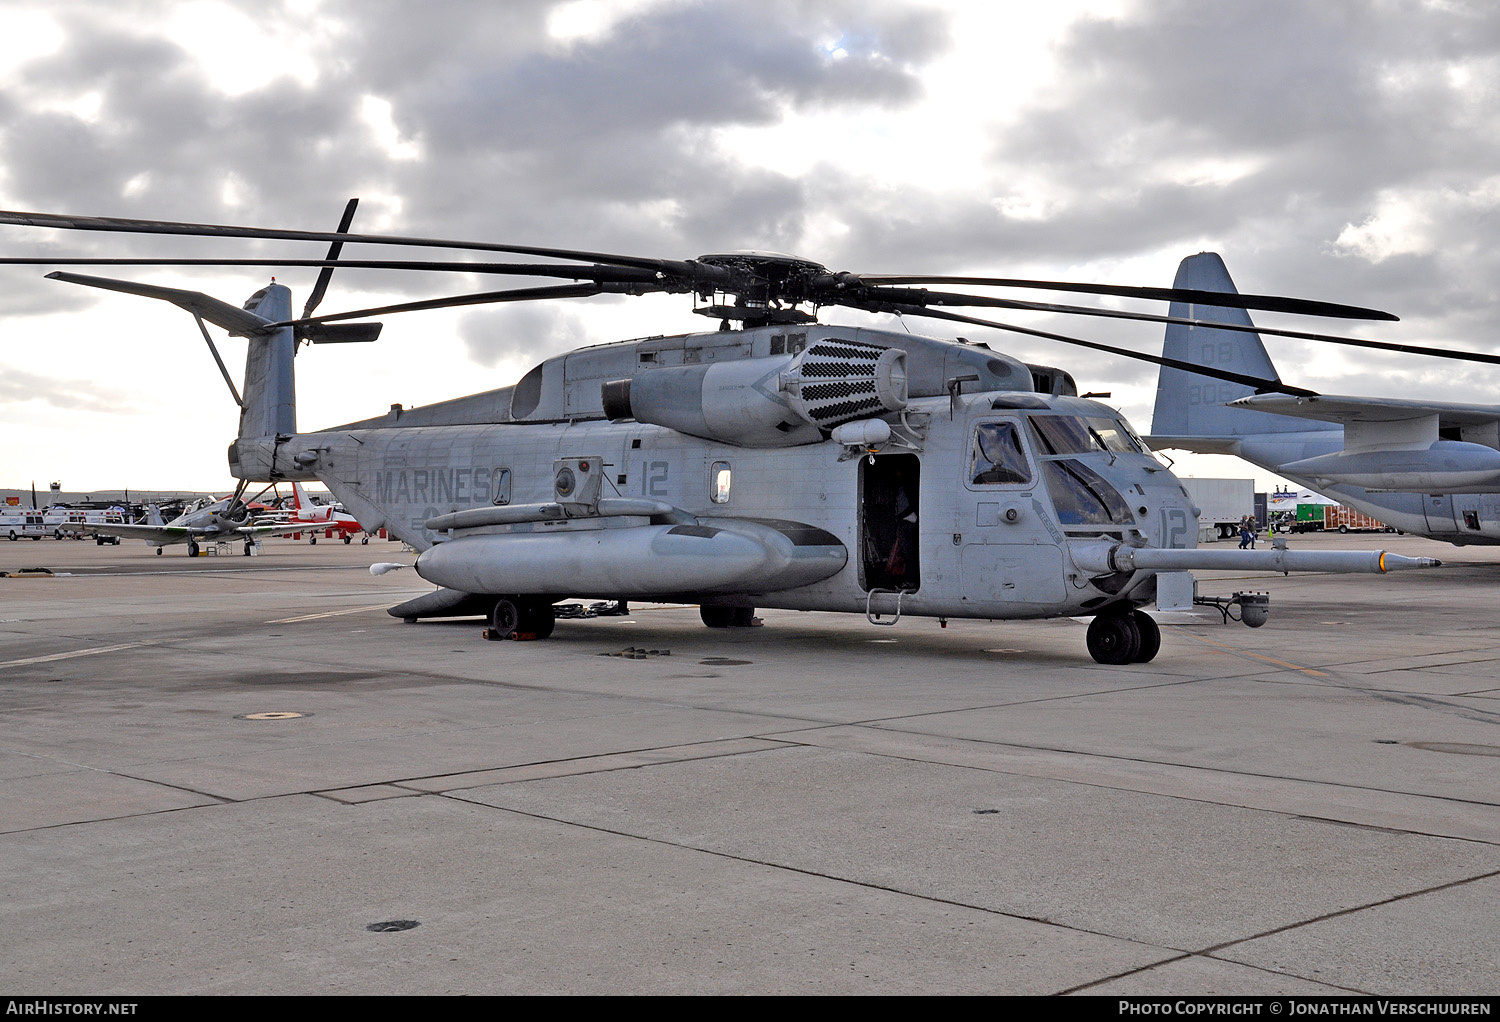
309;535;317;545
187;540;199;557
343;535;352;544
1338;524;1348;533
1131;610;1161;663
361;537;369;545
1086;613;1141;665
7;531;15;541
700;605;735;628
488;597;520;640
519;600;556;640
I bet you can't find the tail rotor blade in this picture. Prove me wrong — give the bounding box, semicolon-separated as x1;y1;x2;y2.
301;198;359;321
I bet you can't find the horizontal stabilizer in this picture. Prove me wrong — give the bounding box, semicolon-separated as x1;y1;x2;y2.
299;322;382;343
46;271;273;335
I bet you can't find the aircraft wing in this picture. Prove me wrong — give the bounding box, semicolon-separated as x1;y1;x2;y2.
77;522;194;544
235;521;324;537
1141;435;1242;455
1229;394;1500;426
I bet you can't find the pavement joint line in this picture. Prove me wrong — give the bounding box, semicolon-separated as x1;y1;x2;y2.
383;737;799;792
0;639;163;668
772;723;1500;831
266;603;398;624
435;787;1183;982
1193;866;1500;961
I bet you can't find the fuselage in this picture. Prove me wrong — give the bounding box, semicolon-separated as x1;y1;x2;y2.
1231;432;1500;545
236;388;1201;621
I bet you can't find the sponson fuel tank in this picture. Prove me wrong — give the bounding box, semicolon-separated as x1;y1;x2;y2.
415;518;848;597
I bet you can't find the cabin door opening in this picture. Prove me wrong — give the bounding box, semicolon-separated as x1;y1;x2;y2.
860;453;920;592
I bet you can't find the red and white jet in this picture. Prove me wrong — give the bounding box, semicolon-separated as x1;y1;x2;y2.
286;482;372;544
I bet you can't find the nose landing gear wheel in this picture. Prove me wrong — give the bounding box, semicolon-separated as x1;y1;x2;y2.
1131;610;1161;663
1086;612;1142;665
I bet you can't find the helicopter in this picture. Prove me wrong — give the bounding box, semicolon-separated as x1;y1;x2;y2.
0;204;1447;664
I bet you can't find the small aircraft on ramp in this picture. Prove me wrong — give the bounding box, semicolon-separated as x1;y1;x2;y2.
1149;252;1500;546
0;206;1446;663
82;494;312;556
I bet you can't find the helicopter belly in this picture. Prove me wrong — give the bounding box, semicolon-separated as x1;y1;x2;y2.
415;520;847;598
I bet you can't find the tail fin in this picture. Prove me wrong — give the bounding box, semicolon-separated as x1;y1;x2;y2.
144;504;164;526
237;283;297;438
1151;253;1332;439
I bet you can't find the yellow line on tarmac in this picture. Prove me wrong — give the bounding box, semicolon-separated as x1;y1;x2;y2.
1186;633;1329;677
266;603;393;624
0;640;161;668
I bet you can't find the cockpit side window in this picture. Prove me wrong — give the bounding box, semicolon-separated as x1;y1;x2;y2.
970;421;1032;486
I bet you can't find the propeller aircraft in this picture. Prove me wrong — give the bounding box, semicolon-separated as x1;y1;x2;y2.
80;493;311;556
1149;253;1500;546
0;204;1449;663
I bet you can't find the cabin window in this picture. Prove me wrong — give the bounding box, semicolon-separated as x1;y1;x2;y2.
491;467;512;506
970;421;1031;486
710;461;732;504
1043;459;1134;526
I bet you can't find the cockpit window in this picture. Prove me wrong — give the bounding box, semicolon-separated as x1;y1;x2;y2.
1043;459;1135;525
1028;415;1145;456
970;421;1032;486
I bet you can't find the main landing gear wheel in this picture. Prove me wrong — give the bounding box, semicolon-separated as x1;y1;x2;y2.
187;540;200;557
485;597;556;640
1086;612;1141;665
487;597;521;640
519;599;556;640
343;535;351;544
156;547;163;555
700;605;756;628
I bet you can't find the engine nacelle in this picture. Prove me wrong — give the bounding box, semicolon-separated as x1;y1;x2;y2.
601;338;908;447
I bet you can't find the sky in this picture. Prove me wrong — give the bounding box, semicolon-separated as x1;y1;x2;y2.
2;0;1499;494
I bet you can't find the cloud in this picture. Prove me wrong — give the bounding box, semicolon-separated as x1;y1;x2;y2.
0;367;141;414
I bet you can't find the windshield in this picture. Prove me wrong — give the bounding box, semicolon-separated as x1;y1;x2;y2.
1028;415;1145;456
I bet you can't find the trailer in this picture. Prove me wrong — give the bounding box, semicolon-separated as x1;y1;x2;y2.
1324;505;1397;534
1179;478;1255;542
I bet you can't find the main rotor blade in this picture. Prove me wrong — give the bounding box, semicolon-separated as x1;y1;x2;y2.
852;300;1318;396
0;208;725;281
853;287;1500;367
302;198;359;321
272;281;657;326
0;256;667;283
855;274;1397;322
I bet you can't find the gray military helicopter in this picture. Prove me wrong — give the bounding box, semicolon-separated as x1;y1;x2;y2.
0;206;1443;663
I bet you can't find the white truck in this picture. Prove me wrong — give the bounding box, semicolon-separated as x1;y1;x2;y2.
1179;478;1255;543
2;508;47;541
